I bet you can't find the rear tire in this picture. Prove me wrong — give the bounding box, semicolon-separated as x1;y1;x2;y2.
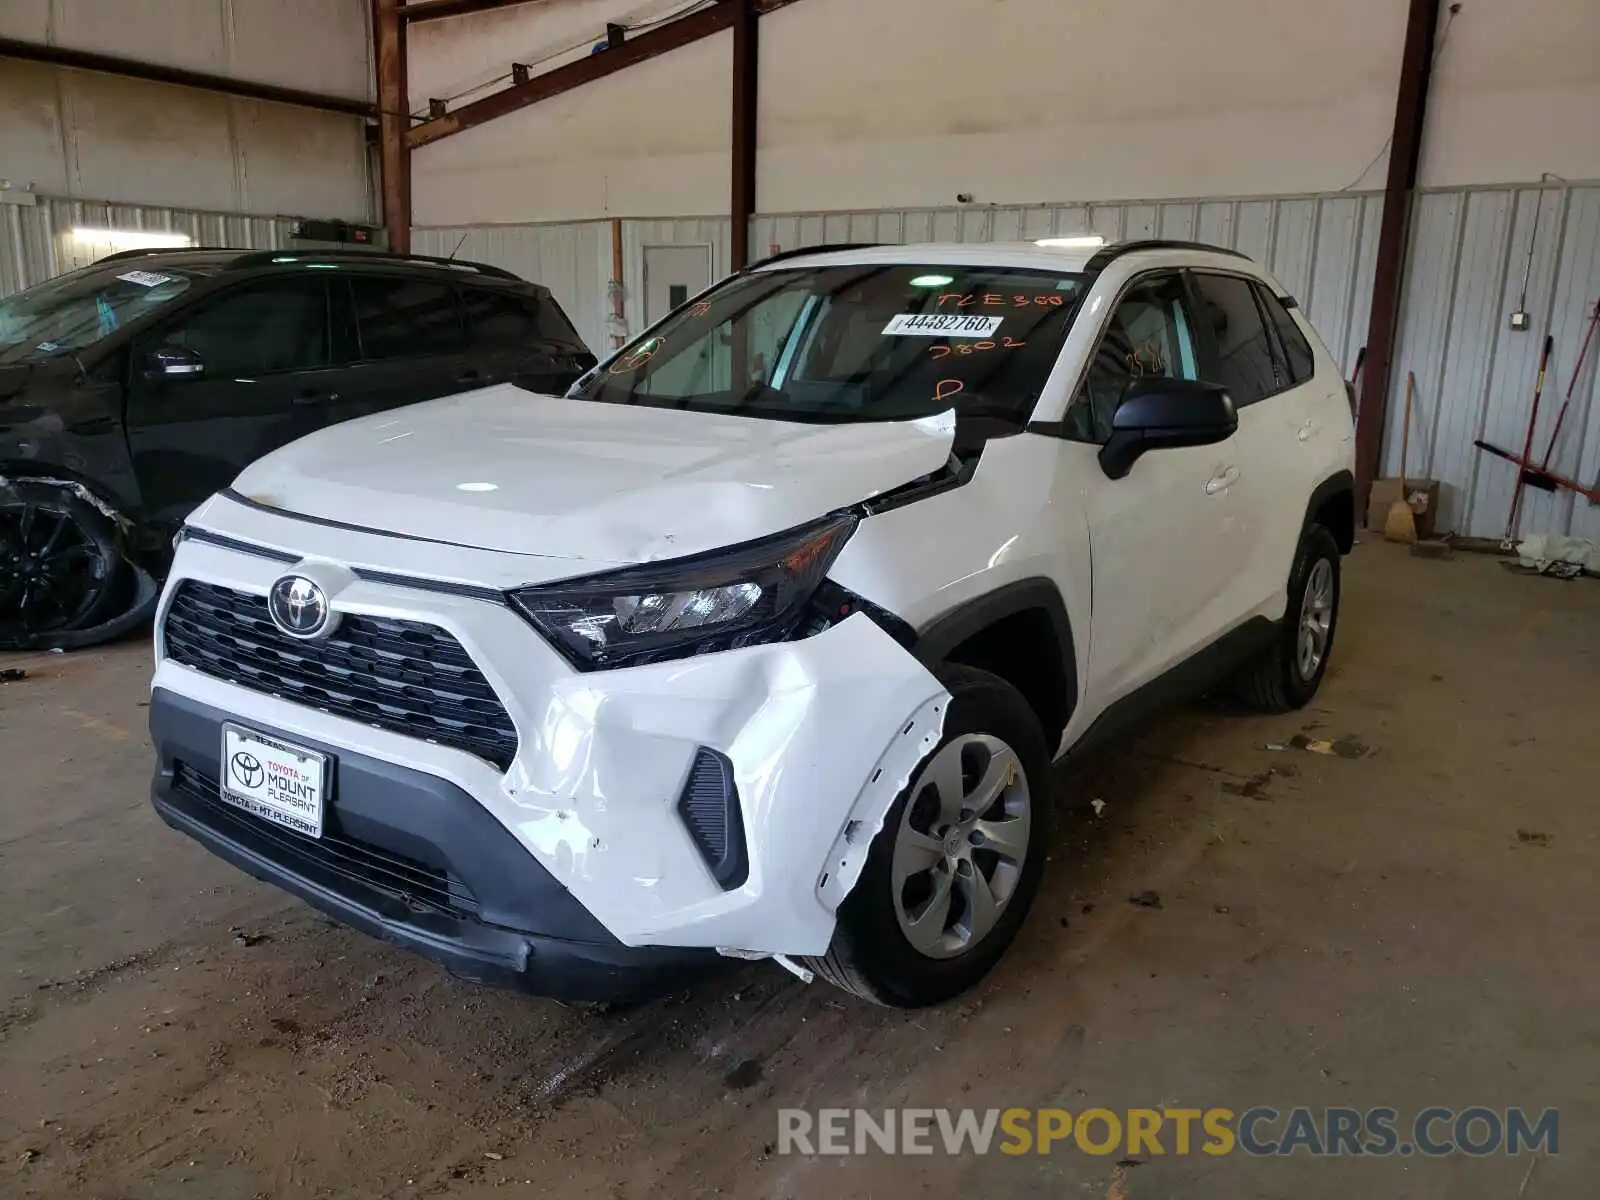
1231;523;1342;712
803;665;1052;1008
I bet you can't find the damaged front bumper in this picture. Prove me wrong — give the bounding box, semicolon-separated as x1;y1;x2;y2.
151;511;949;982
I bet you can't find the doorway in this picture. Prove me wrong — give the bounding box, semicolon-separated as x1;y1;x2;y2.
642;244;713;326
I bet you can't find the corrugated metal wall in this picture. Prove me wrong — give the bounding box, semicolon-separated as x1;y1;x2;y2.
1381;183;1600;540
0;195;299;296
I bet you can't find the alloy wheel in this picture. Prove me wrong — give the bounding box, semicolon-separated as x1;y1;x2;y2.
0;500;110;639
891;733;1032;960
1296;557;1335;680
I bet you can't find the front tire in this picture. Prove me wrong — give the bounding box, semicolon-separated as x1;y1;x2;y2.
804;665;1051;1008
1231;523;1342;712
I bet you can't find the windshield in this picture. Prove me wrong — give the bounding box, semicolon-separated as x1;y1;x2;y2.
568;264;1085;426
0;265;198;365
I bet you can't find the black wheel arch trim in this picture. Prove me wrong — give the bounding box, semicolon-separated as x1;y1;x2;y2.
1304;468;1355;553
911;577;1080;731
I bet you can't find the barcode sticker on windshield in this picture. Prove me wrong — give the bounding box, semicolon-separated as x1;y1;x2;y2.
882;313;1003;338
117;270;175;287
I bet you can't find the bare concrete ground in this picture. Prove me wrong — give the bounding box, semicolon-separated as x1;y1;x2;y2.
1;543;1596;1200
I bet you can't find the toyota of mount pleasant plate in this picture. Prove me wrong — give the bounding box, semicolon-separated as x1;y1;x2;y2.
220;726;328;838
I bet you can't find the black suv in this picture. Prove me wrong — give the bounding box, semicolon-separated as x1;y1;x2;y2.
0;247;596;650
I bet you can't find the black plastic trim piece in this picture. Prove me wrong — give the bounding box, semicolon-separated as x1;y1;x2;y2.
855;454;976;518
179;526;298;563
913;577;1079;733
1083;239;1249;272
1065;616;1277;764
181;519;511;603
676;748;749;891
1304;469;1356;554
350;569;508;603
1280;295;1300;309
220;488;498;551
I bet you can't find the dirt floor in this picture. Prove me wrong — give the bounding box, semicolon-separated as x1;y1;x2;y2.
1;542;1596;1199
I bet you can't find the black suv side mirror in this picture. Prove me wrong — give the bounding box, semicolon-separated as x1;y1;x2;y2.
144;346;205;381
1099;378;1237;480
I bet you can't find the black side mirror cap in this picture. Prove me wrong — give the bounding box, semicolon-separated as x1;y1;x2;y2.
1098;378;1238;480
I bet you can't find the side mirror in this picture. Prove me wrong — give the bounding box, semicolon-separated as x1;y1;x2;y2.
144;346;204;381
1098;378;1237;480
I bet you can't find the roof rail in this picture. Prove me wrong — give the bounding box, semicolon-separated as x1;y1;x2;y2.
91;246;223;265
1084;239;1249;271
745;243;883;271
221;247;522;281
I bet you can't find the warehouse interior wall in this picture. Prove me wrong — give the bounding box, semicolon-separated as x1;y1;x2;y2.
1420;0;1600;188
0;0;375;222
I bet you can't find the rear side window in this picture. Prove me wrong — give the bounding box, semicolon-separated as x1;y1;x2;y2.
1190;272;1281;406
351;276;466;360
1255;285;1316;385
462;287;586;352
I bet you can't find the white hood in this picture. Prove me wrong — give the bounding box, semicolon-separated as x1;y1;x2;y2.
230;387;956;564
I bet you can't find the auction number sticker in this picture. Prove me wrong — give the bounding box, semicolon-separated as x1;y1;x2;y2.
117;270;176;287
882;313;1004;338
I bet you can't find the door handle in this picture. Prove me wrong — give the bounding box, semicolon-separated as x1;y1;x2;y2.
1204;466;1240;495
292;390;337;406
1297;418;1317;442
456;368;483;385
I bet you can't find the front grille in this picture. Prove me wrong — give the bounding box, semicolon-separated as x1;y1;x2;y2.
163;580;518;770
173;764;480;919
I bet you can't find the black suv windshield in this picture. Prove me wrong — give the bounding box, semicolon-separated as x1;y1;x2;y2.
569;264;1085;426
0;264;197;365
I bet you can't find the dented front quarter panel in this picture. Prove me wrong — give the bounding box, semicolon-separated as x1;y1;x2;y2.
0;369;143;517
502;613;950;956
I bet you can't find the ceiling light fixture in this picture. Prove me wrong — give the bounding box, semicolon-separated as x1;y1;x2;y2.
71;227;192;251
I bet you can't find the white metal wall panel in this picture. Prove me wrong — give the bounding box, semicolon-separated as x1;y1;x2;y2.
0;0;373;100
1380;184;1600;540
410;222;613;356
0;195;297;296
0;63;373;220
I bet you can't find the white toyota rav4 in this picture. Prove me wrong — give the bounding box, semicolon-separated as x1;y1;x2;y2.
149;238;1354;1008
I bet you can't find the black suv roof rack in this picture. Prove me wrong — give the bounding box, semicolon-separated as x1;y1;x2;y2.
92;246;229;265
222;247;521;280
745;243;883;271
1084;239;1249;271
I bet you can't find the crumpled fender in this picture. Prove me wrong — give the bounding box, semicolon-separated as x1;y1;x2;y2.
498;612;950;957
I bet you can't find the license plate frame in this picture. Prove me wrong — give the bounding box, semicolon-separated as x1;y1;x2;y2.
219;724;329;839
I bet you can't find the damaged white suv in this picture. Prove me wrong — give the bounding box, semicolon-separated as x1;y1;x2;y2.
149;239;1354;1008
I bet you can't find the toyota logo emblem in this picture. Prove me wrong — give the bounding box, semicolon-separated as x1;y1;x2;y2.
230;751;264;789
267;574;337;640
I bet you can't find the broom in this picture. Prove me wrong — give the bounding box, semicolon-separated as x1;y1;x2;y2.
1384;371;1418;544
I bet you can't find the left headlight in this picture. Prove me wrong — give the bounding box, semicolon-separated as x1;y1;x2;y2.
510;513;858;671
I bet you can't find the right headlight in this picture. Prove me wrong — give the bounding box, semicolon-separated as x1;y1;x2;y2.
509;514;858;671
